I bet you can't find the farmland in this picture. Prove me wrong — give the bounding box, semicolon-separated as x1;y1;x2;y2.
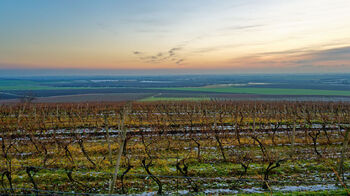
0;101;349;195
139;96;210;102
2;74;350;102
156;87;350;96
2;1;350;195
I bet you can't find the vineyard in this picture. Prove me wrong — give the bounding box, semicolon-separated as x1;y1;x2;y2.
0;101;349;195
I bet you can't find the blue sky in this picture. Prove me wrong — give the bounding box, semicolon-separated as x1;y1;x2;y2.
1;0;350;73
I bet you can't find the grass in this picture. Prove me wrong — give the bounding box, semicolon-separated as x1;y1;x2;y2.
153;87;350;96
234;189;349;195
2;122;349;194
1;101;349;195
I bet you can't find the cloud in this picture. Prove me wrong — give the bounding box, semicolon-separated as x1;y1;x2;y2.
191;40;269;55
96;23;118;35
268;46;350;66
168;47;182;56
259;47;315;56
193;44;241;54
227;45;350;71
131;35;205;65
132;47;184;65
123;18;168;26
221;24;264;31
176;59;184;65
305;47;350;62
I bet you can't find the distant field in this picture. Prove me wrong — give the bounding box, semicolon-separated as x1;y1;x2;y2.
34;93;152;103
155;87;350;96
2;74;350;102
0;79;123;90
0;85;95;90
139;96;210;102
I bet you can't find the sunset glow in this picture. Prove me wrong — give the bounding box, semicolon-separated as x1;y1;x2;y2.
1;0;350;73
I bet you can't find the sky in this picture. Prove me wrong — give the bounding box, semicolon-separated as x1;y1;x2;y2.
1;0;350;74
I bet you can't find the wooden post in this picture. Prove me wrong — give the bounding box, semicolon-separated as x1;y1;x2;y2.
253;103;256;132
291;114;296;150
338;128;349;183
109;105;129;194
104;115;113;165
